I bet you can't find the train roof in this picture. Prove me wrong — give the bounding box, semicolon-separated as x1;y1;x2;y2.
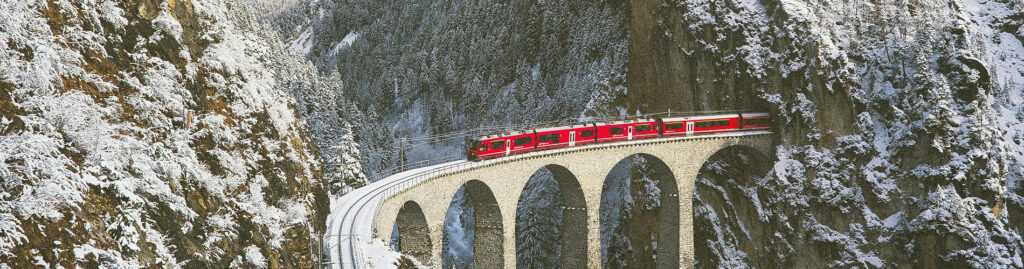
661;113;740;122
594;118;657;126
534;124;594;133
740;112;770;118
467;112;768;141
470;129;533;141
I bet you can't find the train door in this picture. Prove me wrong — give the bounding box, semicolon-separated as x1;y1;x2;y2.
569;131;576;147
627;126;633;140
505;139;511;156
686;122;695;135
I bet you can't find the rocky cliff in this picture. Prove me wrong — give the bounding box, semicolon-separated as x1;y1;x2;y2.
636;0;1024;267
0;0;360;267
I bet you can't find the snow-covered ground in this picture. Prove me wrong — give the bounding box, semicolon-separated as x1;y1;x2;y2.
324;130;772;268
325;162;460;268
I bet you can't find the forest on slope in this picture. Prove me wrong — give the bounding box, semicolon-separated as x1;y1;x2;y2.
0;0;364;267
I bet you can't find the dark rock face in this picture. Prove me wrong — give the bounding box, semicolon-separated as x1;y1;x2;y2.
0;0;343;267
634;0;1024;267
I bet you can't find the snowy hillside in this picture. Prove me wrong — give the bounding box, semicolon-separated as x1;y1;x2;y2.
282;0;631;181
0;0;362;267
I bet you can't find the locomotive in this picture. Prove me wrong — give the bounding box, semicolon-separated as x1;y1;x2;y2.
466;112;771;161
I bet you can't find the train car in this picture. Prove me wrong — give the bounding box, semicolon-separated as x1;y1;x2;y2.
690;114;741;134
740;112;771;130
466;112;770;161
658;116;691;137
466;130;536;160
595;119;659;143
535;124;597;150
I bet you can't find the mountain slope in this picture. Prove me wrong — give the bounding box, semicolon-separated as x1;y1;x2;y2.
0;0;356;267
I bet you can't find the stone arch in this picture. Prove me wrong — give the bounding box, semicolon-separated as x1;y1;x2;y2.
600;153;679;269
515;164;588;268
443;180;504;268
699;145;771;181
394;201;431;262
693;145;773;268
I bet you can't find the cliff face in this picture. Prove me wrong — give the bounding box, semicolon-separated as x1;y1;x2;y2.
632;0;1024;267
0;0;352;267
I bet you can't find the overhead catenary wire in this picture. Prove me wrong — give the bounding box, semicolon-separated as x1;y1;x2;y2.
383;109;749;145
336;109;753;181
344;109;755;160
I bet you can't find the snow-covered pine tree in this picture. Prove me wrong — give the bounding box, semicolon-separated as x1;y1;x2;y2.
515;168;563;268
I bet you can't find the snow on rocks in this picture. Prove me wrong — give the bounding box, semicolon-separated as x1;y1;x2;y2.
0;0;342;267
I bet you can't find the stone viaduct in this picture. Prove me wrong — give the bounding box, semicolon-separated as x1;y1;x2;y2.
372;132;773;268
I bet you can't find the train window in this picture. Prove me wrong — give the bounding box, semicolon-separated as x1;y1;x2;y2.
539;134;559;143
697;120;729;128
610;127;623;134
515;137;532;146
491;140;505;149
666;123;683;130
636;124;651;132
581;130;594;137
746;118;770;125
542;133;559;143
478;143;487;151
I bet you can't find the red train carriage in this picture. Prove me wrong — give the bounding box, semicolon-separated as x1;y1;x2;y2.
535;124;597;150
466;130;535;160
659;113;741;137
658;116;692;137
466;112;771;161
690;114;741;134
740;112;771;130
595;119;659;143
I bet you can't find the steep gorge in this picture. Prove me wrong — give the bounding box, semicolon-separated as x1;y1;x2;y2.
281;0;1024;267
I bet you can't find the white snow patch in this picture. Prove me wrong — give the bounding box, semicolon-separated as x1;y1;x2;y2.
289;28;315;55
331;32;360;54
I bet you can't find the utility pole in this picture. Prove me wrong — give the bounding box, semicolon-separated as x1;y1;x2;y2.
398;137;407;171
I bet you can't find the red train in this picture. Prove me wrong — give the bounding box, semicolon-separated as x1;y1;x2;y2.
466;112;771;161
